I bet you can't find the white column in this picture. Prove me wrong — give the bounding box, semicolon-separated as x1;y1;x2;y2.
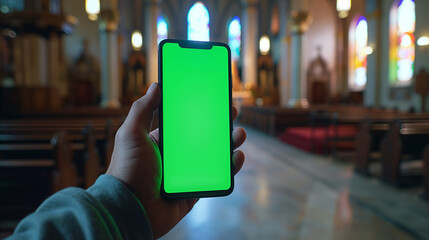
13;36;24;87
99;1;121;108
287;11;311;108
48;33;60;90
289;32;303;105
365;2;382;108
100;26;120;108
241;0;259;89
278;0;291;106
38;35;48;87
22;34;47;87
145;0;160;85
22;35;32;87
58;37;68;96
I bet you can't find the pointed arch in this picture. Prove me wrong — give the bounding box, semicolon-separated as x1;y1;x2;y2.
187;2;210;41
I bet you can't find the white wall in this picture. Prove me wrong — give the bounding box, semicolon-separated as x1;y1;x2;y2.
302;0;336;98
414;0;429;112
63;0;100;64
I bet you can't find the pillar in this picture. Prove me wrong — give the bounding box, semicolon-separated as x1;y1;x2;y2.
278;0;291;106
145;0;160;84
99;0;121;108
365;0;382;108
13;35;24;87
241;0;259;89
288;11;311;108
22;34;48;87
48;33;60;90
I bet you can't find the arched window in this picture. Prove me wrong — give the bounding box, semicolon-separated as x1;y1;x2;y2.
389;0;415;86
228;17;241;61
349;16;368;91
157;15;168;44
187;2;209;41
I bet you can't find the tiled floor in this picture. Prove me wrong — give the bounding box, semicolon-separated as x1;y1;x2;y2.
161;126;429;240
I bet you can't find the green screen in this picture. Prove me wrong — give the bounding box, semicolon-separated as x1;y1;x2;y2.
162;42;231;194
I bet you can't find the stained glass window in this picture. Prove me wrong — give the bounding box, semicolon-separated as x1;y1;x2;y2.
228;17;241;61
349;17;368;91
157;15;168;44
389;0;415;86
187;2;209;41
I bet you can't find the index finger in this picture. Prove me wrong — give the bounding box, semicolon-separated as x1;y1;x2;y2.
232;106;238;121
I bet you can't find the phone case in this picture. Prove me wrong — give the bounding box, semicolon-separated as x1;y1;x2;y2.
158;39;234;198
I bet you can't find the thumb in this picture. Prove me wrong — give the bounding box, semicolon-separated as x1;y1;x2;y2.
122;83;161;133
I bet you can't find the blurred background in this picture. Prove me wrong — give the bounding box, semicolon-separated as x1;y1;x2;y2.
1;0;429;239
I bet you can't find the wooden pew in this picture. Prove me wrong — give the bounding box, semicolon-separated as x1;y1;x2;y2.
0;131;78;221
51;131;80;191
380;120;429;186
100;118;115;169
329;110;429;160
0;123;101;188
354;119;389;174
239;106;310;135
309;110;331;153
0;116;123;224
306;110;358;158
0;118;121;175
423;144;429;200
81;123;100;188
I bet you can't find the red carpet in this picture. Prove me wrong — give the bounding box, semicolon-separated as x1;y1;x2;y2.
279;126;357;154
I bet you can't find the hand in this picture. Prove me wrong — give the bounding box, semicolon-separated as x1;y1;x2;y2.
107;83;246;238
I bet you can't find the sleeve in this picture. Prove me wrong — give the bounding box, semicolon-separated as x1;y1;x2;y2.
5;174;153;240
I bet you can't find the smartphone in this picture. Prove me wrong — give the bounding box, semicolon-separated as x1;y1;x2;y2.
158;39;233;198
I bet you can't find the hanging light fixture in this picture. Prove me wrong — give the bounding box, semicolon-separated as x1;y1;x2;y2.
259;35;270;55
364;46;374;55
131;30;143;51
85;0;100;21
337;0;351;19
417;36;429;46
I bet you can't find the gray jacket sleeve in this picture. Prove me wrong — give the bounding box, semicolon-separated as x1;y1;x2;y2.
6;174;153;240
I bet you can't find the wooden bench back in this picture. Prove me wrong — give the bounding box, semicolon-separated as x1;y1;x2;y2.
423;144;429;200
0;118;120;171
380;120;429;184
0;122;101;188
0;131;78;221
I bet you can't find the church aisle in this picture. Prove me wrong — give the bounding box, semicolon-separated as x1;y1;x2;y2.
161;126;427;240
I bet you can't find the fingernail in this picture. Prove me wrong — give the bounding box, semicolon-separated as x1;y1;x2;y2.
148;83;157;93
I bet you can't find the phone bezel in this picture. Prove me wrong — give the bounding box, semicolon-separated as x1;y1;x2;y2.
158;39;234;199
